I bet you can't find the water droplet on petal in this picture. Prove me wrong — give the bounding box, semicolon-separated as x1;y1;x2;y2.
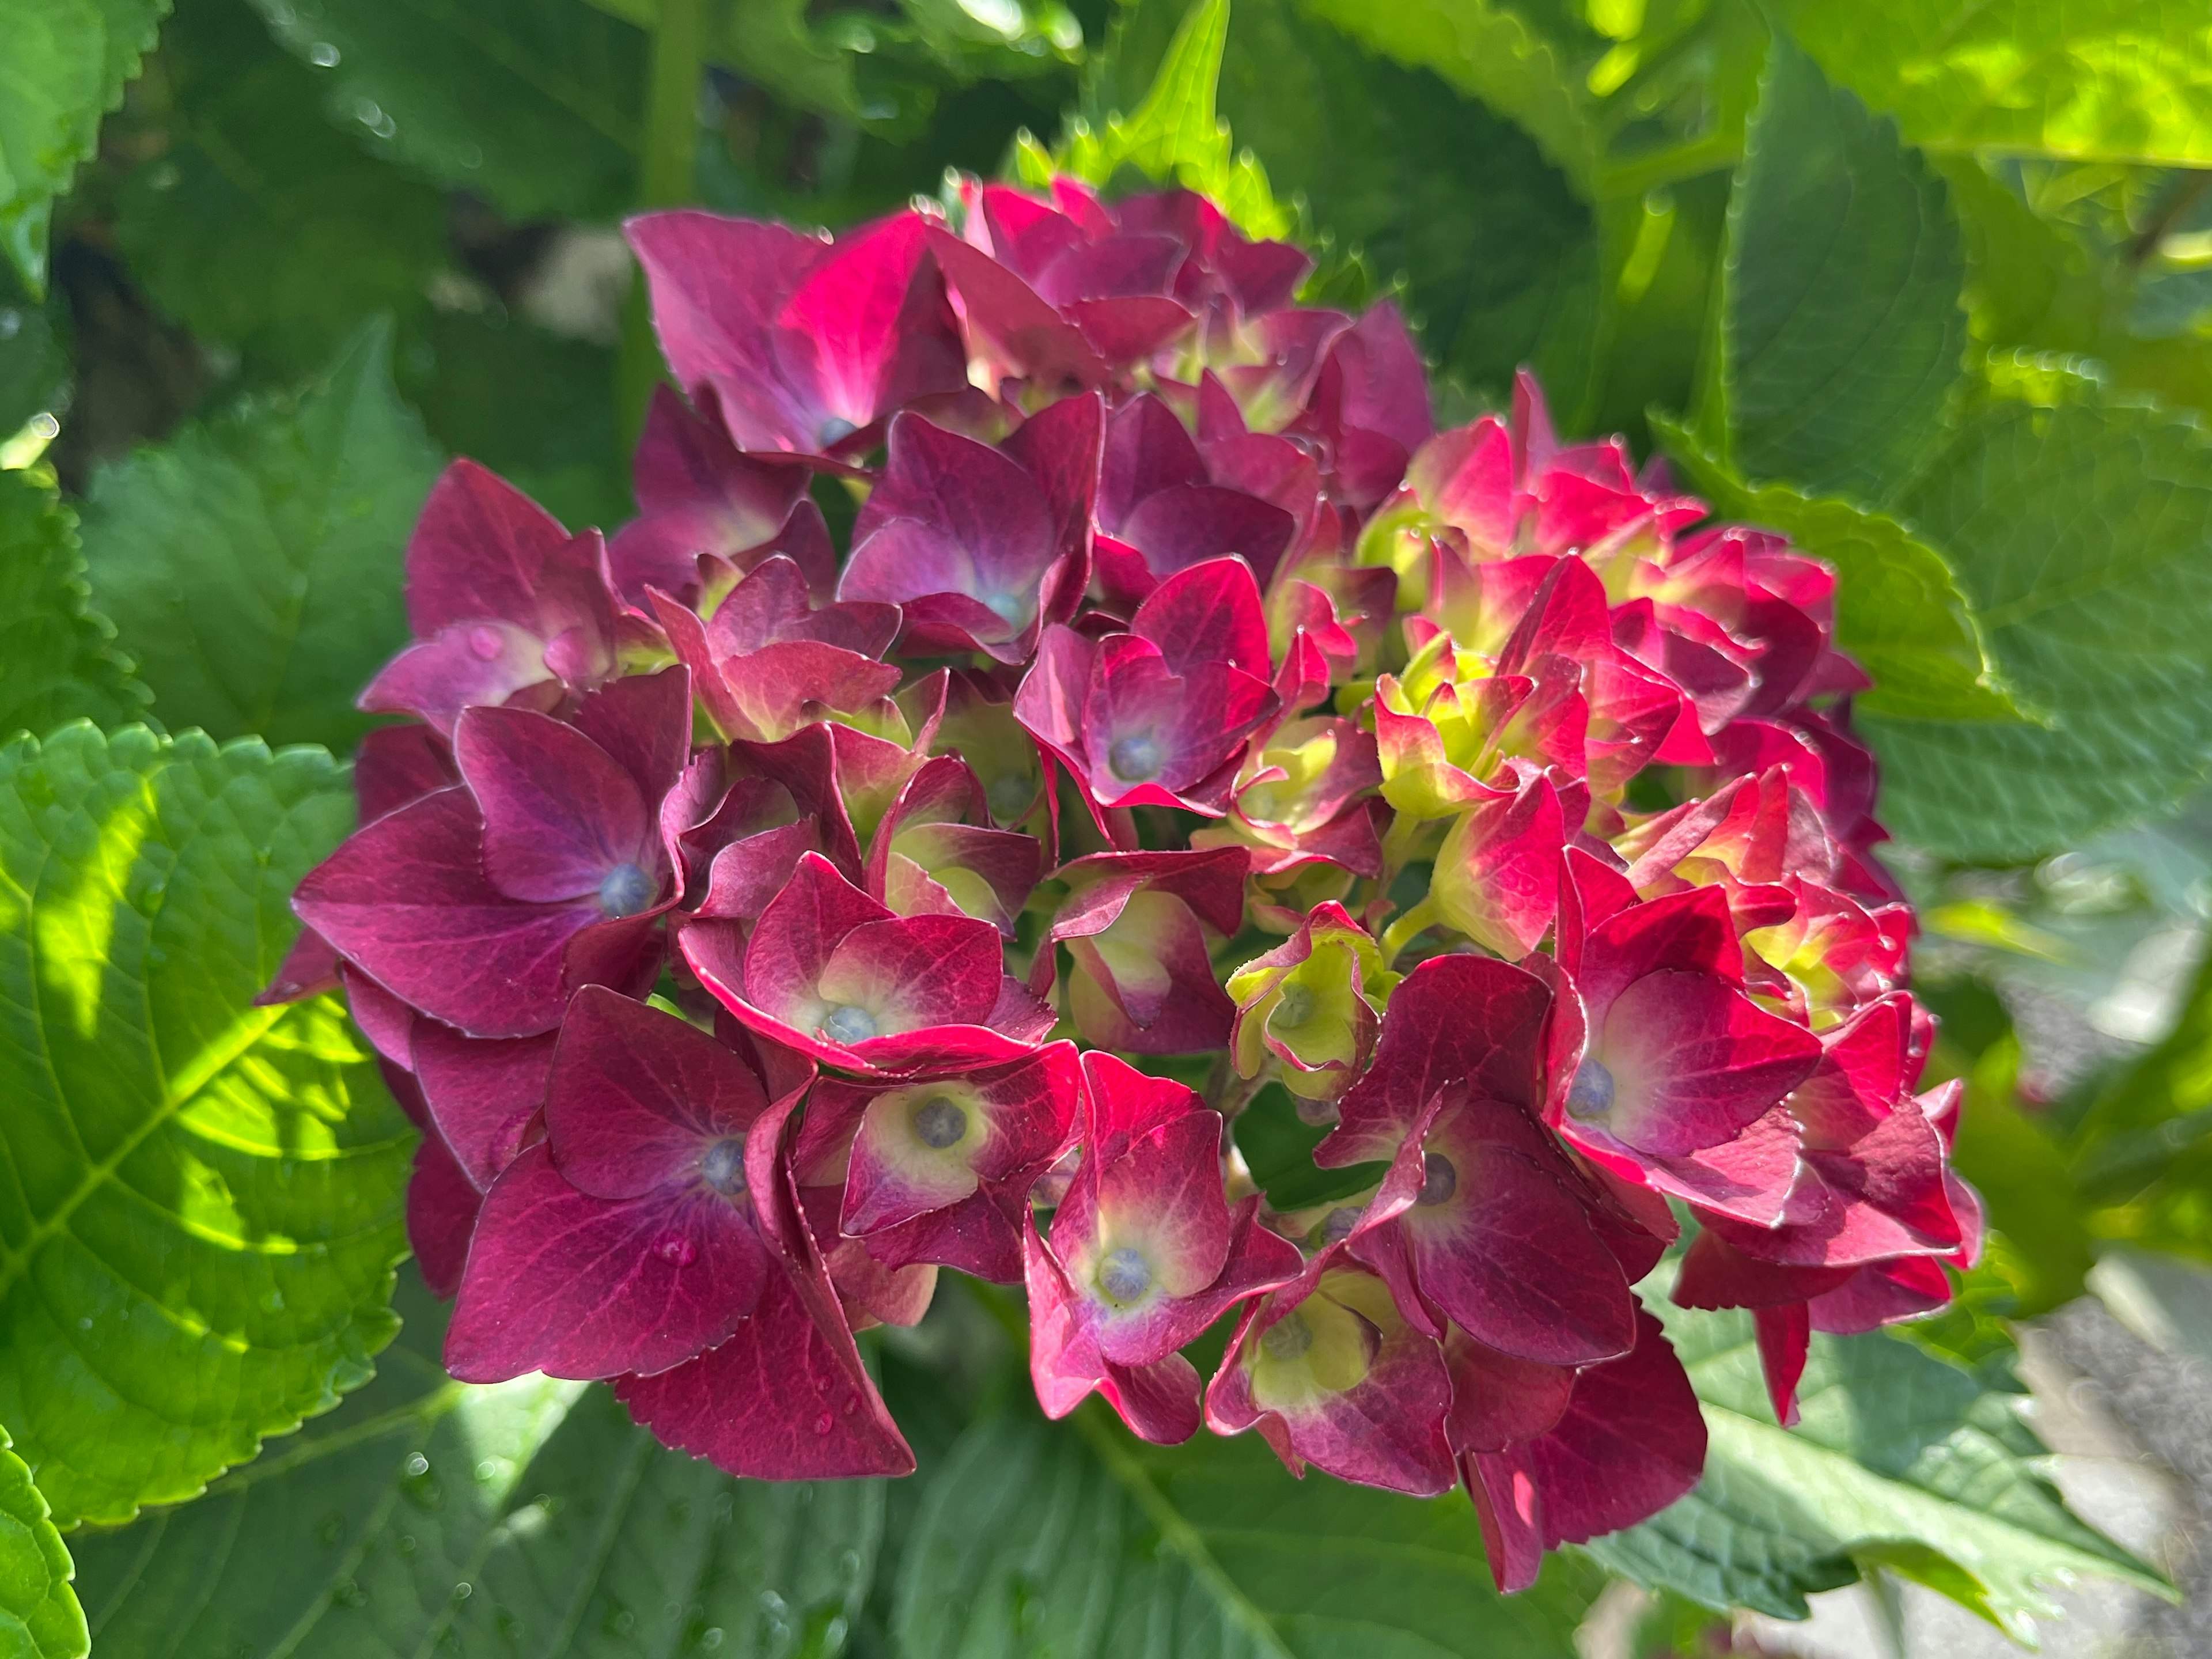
812;1412;834;1436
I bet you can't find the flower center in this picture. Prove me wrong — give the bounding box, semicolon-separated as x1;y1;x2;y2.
819;1004;878;1044
1095;1246;1153;1305
597;862;656;918
816;415;858;446
699;1137;747;1197
1417;1152;1457;1207
1108;733;1162;782
1260;1311;1314;1361
1321;1205;1364;1244
1272;980;1317;1031
911;1094;968;1150
1567;1058;1616;1123
980;589;1028;626
987;773;1033;821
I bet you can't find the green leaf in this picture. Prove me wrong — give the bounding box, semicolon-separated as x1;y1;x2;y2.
1702;33;1968;502
0;268;69;438
81;319;441;753
1948;1039;2096;1317
397;309;628;535
1590;1297;2169;1638
1859;396;2212;861
0;1424;85;1659
1055;0;1294;240
0;0;171;291
245;0;645;221
0;466;148;744
1774;0;2212;169
71;1270;883;1657
113;0;449;386
894;1405;1601;1658
1232;1082;1385;1213
1291;0;1601;198
1651;416;2019;722
0;721;412;1529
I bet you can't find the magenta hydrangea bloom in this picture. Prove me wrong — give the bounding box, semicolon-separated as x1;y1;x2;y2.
1015;556;1279;821
272;164;1974;1585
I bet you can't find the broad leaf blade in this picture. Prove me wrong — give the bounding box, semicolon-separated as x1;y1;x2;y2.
245;0;645;221
1862;397;2212;861
113;0;449;385
0;467;147;743
893;1406;1600;1658
1652;418;2020;722
1775;0;2212;169
0;723;412;1528
1590;1301;2169;1638
0;0;170;290
0;1424;85;1659
71;1271;883;1657
81;319;440;753
1712;33;1968;502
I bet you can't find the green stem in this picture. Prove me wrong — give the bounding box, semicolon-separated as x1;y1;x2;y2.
619;0;711;452
1378;896;1438;966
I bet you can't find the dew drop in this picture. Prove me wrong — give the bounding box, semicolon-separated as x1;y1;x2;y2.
812;1412;835;1436
307;39;339;66
404;1452;430;1478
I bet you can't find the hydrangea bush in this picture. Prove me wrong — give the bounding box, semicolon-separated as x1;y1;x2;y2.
267;172;1979;1589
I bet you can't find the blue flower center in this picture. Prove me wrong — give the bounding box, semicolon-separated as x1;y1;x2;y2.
911;1095;968;1149
1108;733;1162;782
597;862;656;918
699;1137;747;1197
987;774;1033;821
1566;1058;1616;1122
1096;1246;1153;1304
1417;1152;1458;1207
819;1004;878;1045
816;415;858;446
1260;1312;1314;1361
980;589;1028;626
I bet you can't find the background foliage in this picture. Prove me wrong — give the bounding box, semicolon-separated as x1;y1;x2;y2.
6;0;2212;1652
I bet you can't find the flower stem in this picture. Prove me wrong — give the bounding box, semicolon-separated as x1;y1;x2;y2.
1378;896;1438;965
619;0;711;453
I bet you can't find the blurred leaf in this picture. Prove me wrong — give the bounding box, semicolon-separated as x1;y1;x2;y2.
396;308;627;532
1232;1082;1385;1211
246;0;645;221
0;722;411;1529
893;1405;1601;1657
81;318;440;752
115;0;448;385
0;464;147;742
0;0;171;291
71;1269;882;1657
1859;396;2212;861
1699;33;1968;502
0;268;69;436
1592;1292;2168;1635
0;1423;85;1659
1948;1039;2097;1316
1654;418;2019;722
2071;941;2212;1258
1774;0;2212;169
